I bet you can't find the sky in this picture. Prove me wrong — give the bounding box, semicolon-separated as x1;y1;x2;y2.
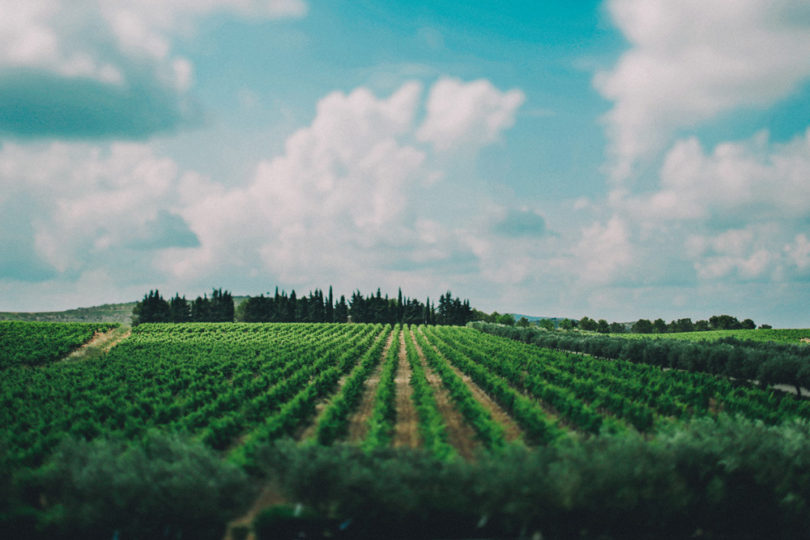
1;0;810;327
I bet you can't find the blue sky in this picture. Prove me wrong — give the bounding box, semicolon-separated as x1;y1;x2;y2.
1;0;810;327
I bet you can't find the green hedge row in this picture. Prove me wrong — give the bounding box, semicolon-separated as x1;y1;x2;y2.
470;321;810;394
255;416;810;539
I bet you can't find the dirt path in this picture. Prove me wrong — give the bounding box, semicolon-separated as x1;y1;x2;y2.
408;327;478;460
225;483;286;540
62;326;131;362
346;330;395;442
418;329;524;443
393;328;420;449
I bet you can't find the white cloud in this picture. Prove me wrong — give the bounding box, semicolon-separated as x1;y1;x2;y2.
0;141;197;277
0;0;306;74
0;0;307;137
1;76;528;307
577;128;810;287
596;0;810;181
624;129;810;224
687;226;777;281
785;234;810;271
174;82;429;284
570;217;635;285
168;78;534;293
417;77;525;152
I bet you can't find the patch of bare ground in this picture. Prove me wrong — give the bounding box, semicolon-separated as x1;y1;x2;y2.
61;326;131;362
408;328;478;461
224;483;286;540
393;328;420;449
345;330;395;442
418;329;524;443
296;329;389;441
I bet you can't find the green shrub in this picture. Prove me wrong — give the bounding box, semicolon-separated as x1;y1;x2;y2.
253;504;337;539
21;433;255;539
253;418;810;539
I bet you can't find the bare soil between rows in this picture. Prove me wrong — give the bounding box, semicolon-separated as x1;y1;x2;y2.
61;327;131;362
298;328;393;441
345;330;395;442
419;329;524;443
409;327;478;460
393;328;420;448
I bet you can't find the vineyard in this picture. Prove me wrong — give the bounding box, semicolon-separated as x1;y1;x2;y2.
3;321;810;539
619;327;810;344
0;321;119;369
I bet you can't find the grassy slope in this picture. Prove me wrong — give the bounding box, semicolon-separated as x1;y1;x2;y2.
616;328;810;344
0;302;137;324
0;296;250;324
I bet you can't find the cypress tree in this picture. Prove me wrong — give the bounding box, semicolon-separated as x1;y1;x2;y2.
326;286;334;322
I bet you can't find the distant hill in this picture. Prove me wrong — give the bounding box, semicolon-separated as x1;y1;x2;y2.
510;314;567;327
0;296;251;325
0;302;138;324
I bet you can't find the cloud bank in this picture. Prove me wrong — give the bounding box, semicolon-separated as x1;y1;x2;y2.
0;0;306;138
595;0;810;181
0;77;535;310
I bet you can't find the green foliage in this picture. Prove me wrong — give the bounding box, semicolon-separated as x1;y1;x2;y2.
131;289;170;324
133;288;234;324
254;504;337;540
579;316;597;331
596;319;610;334
470;321;810;402
414;327;507;450
0;321;118;368
625;315;767;336
468;322;810;429
496;313;515;326
234;325;386;468
537;318;555;331
631;318;653;333
314;325;392;445
608;321;626;333
624;327;810;344
238;286;474;325
6;322;810;538
6;433;253;540
403;326;455;460
425;326;565;443
363;326;402;451
1;323;382;469
253;417;810;539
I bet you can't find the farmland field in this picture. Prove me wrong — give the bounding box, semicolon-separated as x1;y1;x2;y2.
3;321;810;539
618;328;810;344
0;320;119;369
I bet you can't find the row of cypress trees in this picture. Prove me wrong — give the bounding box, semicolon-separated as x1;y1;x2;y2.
132;287;475;326
132;289;234;325
238;287;473;325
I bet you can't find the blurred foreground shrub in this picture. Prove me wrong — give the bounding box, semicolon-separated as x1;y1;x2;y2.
2;432;254;539
254;416;810;539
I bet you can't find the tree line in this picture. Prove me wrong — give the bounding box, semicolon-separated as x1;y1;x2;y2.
132;289;234;325
132;287;475;326
546;314;764;334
